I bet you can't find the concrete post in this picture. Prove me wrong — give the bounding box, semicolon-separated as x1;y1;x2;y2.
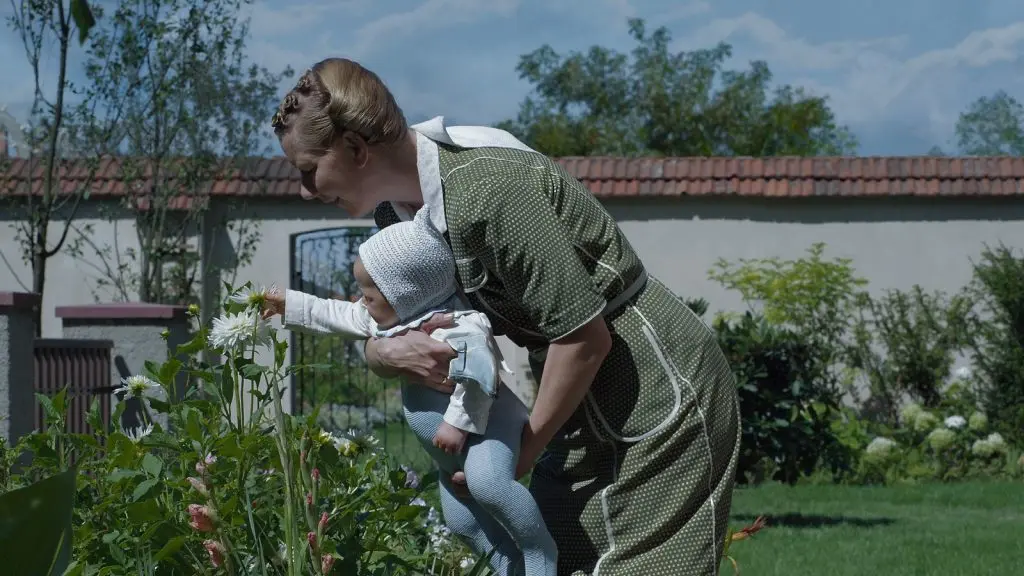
0;292;40;448
55;303;189;432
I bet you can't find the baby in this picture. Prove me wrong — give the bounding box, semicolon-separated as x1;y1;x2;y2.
267;207;556;576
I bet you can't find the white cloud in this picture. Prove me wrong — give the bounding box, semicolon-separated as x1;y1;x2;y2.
677;12;908;71
349;0;520;58
678;12;1024;148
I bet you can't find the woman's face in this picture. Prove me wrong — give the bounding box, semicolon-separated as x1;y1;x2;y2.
280;130;379;217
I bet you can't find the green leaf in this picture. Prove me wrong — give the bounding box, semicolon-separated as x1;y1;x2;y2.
154;535;187;562
159;358;183;387
69;0;96;45
185;408;203;442
125;500;163;523
390;505;423;522
241;363;269;380
0;468;77;576
132;478;160;502
36;393;58;422
52;388;69;418
141;453;163;478
144;360;163;382
176;331;208;355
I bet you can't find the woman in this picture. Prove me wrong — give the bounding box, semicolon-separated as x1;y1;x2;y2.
272;58;741;576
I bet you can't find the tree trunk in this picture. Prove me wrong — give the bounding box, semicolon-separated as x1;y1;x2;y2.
31;241;46;337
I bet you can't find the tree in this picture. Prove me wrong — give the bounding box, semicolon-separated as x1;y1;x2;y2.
954;91;1024;156
4;0;99;334
68;0;291;306
496;18;857;157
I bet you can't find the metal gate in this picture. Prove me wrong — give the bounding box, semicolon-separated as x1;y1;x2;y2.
289;227;430;469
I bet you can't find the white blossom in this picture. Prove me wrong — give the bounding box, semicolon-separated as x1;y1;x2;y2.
944;415;967;430
208;309;273;352
123;423;153;443
971;432;1009;458
954;366;972;380
968;412;988;432
114;375;161;402
863;437;899;464
866;437;898;456
229;285;276;308
927;428;956;451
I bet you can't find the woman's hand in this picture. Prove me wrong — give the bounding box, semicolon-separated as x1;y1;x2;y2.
364;313;458;393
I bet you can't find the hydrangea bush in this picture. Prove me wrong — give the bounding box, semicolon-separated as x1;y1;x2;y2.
854;394;1020;484
0;284;487;575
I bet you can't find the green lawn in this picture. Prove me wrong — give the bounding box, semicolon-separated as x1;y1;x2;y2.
728;481;1024;576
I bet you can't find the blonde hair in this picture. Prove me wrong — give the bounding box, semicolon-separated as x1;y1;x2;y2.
271;58;407;154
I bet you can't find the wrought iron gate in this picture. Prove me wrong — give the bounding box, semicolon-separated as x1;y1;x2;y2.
289;227;430;469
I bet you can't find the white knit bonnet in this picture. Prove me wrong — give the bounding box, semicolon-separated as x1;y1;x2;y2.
357;206;458;323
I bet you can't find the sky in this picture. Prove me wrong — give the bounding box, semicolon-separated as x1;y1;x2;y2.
2;0;1024;156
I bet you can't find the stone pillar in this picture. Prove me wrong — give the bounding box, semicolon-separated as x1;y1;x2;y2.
55;303;189;431
0;292;40;447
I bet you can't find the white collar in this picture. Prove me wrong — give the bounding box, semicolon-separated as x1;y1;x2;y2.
395;116;537;234
389;130;446;233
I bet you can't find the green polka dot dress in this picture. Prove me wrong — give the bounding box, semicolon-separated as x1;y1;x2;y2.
374;144;741;576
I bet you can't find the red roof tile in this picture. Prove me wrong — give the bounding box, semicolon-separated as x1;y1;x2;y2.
3;155;1024;199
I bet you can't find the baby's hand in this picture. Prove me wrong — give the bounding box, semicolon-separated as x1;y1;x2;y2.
262;288;285;319
433;422;469;455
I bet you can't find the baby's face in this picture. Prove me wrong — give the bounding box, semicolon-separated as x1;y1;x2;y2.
353;257;400;328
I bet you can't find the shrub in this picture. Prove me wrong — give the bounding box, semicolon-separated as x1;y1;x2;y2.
709;242;867;403
964;243;1024;446
847;394;1022;485
1;285;482;575
848;286;970;424
714;312;843;485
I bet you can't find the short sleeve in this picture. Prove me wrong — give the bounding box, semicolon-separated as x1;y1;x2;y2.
461;175;607;342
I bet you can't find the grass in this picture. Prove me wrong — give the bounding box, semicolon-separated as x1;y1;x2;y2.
727;481;1024;576
377;425;1023;575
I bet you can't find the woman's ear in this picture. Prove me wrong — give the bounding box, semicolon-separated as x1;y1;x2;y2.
341;131;369;168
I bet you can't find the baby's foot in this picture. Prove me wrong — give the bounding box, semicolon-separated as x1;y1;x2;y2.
433;422;469;455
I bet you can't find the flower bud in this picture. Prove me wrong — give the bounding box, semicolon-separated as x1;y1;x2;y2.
188;504;217;532
187;476;209;497
318;511;329;533
203;540;226;567
307;531;318;554
321;554;335;574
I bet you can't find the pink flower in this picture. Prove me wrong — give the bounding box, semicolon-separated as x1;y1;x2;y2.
187;476;209;497
311;468;320;482
321;554;335;574
203;540;226;567
307;531;318;554
188;504;216;532
318;511;329;533
195;453;216;475
306;493;313;507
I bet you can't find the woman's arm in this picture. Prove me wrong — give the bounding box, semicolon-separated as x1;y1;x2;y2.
518;315;612;477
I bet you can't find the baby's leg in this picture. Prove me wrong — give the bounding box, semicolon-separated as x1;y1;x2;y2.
439;474;525;576
463;390;558;576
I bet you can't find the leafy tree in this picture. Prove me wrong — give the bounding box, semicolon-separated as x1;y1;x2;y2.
3;0;100;334
67;0;291;307
497;18;857;157
955;91;1024;156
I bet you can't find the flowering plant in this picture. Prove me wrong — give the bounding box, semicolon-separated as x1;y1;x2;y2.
852;391;1021;484
0;283;487;575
